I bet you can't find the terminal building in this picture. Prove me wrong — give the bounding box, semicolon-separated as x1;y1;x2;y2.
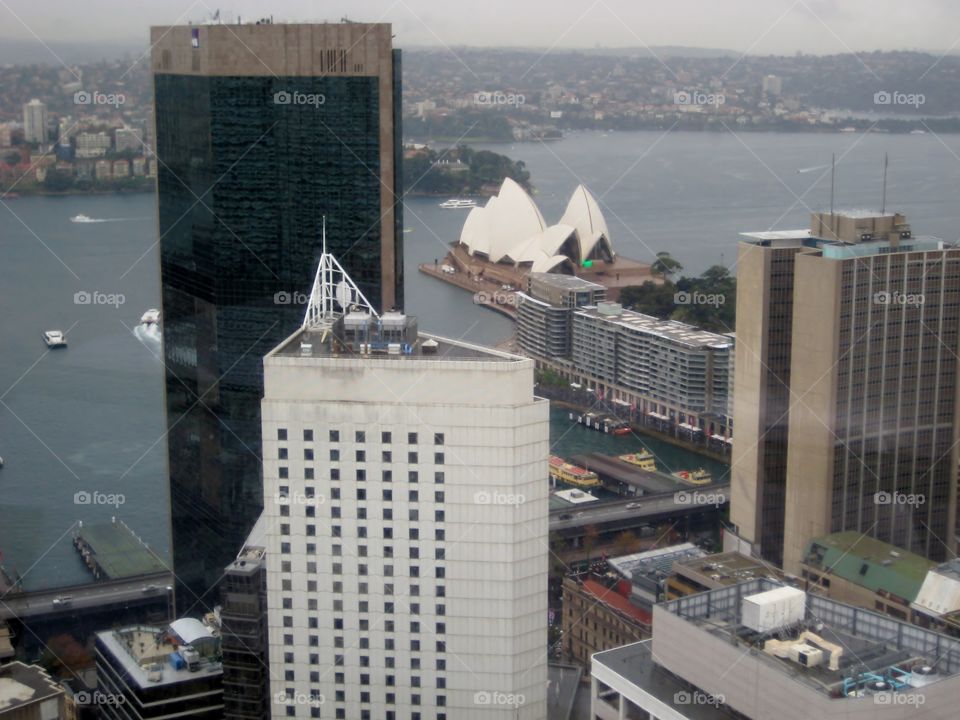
261;250;548;718
517;273;735;442
591;581;960;719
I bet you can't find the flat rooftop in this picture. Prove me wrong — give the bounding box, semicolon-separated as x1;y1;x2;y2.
98;625;222;689
575;305;732;350
75;521;168;579
664;579;960;698
673;551;777;587
0;662;61;713
271;328;521;363
547;663;582;720
594;641;739;719
610;544;706;587
528;272;606;292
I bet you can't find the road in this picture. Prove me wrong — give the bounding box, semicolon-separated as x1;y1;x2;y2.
550;484;730;531
0;572;173;620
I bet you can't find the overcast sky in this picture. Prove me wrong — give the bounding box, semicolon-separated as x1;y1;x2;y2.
1;0;958;55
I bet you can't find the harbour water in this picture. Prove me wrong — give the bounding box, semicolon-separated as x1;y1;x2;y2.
2;130;959;589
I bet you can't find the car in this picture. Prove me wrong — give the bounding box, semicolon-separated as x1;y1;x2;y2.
625;502;641;510
52;596;73;607
559;513;572;520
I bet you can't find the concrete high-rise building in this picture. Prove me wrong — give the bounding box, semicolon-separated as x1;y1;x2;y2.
732;211;960;573
762;74;783;96
149;22;403;603
22;99;47;144
260;250;548;719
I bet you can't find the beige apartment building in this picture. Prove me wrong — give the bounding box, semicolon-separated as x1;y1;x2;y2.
732;211;960;573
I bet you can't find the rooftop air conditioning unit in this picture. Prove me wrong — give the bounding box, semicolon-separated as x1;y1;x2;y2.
788;643;823;668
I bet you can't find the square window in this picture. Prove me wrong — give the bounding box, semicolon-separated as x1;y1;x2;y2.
434;433;444;445
383;528;393;539
329;429;339;442
303;429;313;442
408;452;418;463
356;450;366;463
409;509;419;521
435;529;445;541
304;448;314;461
357;469;366;482
410;547;420;559
434;452;444;465
434;472;444;484
331;468;340;481
382;450;392;463
408;432;418;444
435;491;445;503
330;449;340;462
435;510;445;522
409;490;419;502
305;467;314;480
382;470;392;482
278;428;287;441
383;509;393;520
382;431;392;443
408;471;418;483
383;489;393;501
279;466;289;479
279;447;288;460
356;430;366;443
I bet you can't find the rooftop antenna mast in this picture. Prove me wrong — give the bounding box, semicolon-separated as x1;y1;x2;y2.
881;152;889;215
303;216;379;331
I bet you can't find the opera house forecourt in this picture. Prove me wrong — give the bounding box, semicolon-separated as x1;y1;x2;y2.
420;178;659;313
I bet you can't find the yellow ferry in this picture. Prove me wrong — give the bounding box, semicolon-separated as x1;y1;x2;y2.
671;468;713;485
548;455;601;488
618;450;658;472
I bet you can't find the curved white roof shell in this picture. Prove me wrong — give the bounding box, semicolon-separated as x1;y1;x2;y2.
457;179;614;269
560;184;614;262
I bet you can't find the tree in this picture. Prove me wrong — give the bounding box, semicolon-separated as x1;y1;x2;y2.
613;530;637;556
42;168;74;192
651;251;683;279
582;525;600;566
619;280;677;318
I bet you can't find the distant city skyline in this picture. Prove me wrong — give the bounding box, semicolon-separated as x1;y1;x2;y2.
0;0;958;57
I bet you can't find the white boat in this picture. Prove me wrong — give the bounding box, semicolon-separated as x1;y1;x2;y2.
438;198;476;209
140;309;161;325
43;330;67;348
70;214;96;223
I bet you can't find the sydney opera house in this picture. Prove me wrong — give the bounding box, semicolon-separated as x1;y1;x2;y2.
429;178;657;306
459;179;616;273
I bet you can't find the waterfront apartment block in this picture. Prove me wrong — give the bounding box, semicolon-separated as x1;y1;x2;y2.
518;273;734;440
260;257;549;719
592;580;960;720
150;21;403;601
732;211;960;573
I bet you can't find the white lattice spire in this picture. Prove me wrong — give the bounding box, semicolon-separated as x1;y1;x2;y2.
303;217;379;330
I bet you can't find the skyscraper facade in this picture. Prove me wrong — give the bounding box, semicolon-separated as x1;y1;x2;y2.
22;98;47;144
260;255;549;719
150;22;403;603
732;211;960;572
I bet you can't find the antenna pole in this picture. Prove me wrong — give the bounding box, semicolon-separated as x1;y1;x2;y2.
881;153;888;215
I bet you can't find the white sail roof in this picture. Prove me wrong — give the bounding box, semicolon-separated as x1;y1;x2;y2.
457;179;614;269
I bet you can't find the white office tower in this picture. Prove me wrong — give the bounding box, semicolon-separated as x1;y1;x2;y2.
262;242;549;719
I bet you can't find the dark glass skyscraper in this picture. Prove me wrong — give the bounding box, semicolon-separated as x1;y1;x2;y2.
150;22;402;605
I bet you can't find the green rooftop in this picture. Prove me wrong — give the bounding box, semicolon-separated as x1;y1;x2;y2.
75;522;168;580
802;531;934;603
